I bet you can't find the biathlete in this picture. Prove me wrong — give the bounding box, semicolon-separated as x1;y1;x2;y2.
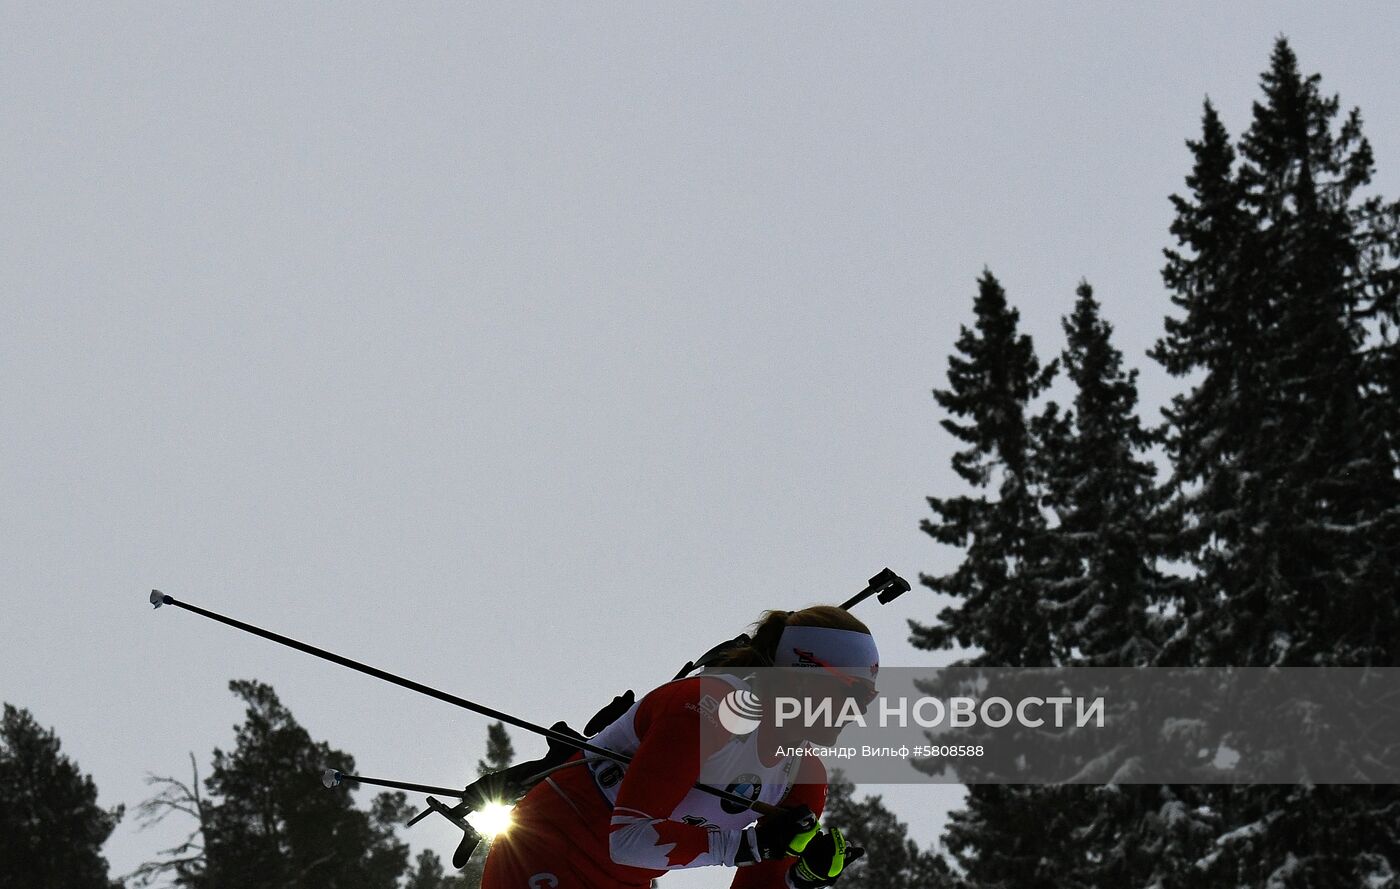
480;605;879;889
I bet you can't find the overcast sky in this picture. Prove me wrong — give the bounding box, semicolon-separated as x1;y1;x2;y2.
3;4;1398;886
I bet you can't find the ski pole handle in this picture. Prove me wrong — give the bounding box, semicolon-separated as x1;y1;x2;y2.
838;568;911;611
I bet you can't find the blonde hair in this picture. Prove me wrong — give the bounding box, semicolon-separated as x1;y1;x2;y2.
712;605;871;669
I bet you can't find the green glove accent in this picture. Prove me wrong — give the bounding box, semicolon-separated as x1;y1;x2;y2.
785;818;821;856
791;828;853;886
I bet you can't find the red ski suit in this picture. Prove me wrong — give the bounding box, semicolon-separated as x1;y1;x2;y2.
480;675;826;889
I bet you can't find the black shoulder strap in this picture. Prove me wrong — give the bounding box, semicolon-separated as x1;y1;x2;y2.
672;633;752;680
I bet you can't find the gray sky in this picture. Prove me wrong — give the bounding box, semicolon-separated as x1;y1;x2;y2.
3;4;1397;885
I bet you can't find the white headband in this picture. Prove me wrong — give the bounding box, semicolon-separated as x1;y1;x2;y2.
774;625;880;681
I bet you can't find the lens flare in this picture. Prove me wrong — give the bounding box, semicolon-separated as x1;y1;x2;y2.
465;801;515;838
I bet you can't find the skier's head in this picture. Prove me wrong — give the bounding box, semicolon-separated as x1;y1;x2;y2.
718;605;879;690
717;606;879;745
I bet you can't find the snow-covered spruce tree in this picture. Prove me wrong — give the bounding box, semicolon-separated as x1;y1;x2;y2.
1156;37;1400;671
1152;39;1400;888
1073;95;1262;889
1023;283;1196;889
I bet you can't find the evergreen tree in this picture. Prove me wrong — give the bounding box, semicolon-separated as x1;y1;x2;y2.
820;771;959;889
0;704;123;889
1154;38;1400;670
940;784;1107;889
404;849;464;889
135;680;411;889
475;723;514;778
1037;282;1172;667
911;271;1073;886
1008;284;1185;888
917;36;1400;889
911;268;1058;667
1150;96;1263;671
1151;39;1400;887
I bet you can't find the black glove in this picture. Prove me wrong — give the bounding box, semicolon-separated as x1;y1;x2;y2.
788;828;865;888
735;805;819;864
584;690;635;736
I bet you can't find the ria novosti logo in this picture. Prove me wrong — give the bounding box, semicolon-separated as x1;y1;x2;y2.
717;688;764;735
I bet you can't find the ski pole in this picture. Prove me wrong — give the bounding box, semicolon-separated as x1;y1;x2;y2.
322;769;467;797
323;757;592;801
148;590;787;818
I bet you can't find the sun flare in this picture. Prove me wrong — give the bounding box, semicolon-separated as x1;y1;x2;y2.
465;801;515;839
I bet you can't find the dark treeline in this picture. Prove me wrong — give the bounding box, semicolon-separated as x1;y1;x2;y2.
916;38;1400;888
0;686;509;889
